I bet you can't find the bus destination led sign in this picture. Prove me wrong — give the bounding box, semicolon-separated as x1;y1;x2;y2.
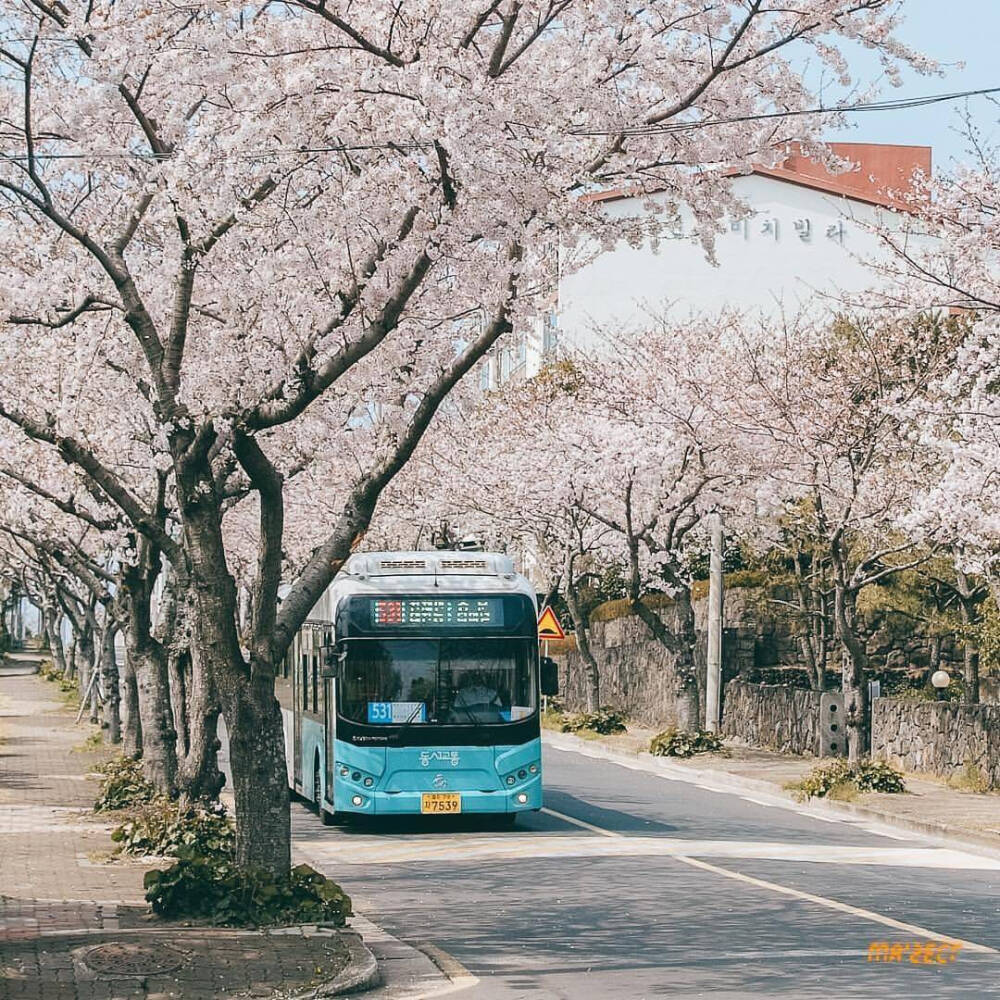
371;598;503;628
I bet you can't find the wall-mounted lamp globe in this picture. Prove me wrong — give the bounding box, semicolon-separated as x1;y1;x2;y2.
930;670;951;690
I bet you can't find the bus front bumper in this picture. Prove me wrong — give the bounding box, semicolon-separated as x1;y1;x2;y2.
333;777;542;816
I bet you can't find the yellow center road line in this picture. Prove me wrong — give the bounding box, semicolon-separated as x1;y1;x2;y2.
674;854;997;955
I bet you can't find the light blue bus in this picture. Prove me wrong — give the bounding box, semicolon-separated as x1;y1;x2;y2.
277;551;558;825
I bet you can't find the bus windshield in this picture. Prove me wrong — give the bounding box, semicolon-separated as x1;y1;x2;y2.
340;637;537;725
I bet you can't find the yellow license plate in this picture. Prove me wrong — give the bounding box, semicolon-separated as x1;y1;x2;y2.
421;793;461;814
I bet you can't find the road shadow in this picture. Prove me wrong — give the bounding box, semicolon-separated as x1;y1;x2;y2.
542;787;680;835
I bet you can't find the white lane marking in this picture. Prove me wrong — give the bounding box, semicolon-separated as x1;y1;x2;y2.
674;854;997;955
296;834;1000;870
541;806;620;838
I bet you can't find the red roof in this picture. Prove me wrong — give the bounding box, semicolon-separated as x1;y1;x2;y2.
588;142;932;210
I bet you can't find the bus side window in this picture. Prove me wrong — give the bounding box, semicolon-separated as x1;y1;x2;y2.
312;654;319;714
301;653;309;711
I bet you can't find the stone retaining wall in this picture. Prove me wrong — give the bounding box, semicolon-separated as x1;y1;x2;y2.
554;600;754;728
871;699;1000;789
720;680;823;755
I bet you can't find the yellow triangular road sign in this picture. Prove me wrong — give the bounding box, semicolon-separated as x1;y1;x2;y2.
537;606;566;641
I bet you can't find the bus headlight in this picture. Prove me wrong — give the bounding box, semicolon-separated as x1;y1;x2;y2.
363;777;374;788
506;775;516;785
516;793;528;804
529;764;538;774
351;795;364;807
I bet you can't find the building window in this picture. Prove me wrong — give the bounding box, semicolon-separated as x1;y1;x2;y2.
312;654;319;714
479;361;492;391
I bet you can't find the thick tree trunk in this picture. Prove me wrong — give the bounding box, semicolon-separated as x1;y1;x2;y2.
175;645;224;801
77;628;99;724
129;637;178;795
64;632;77;679
100;624;121;744
121;650;142;758
217;668;289;872
963;643;980;705
564;578;600;712
45;611;68;676
834;581;870;763
957;586;981;704
179;486;289;873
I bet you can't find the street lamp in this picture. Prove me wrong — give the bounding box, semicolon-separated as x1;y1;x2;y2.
930;670;951;701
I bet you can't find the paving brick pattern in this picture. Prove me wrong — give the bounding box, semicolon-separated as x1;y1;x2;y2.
0;666;352;999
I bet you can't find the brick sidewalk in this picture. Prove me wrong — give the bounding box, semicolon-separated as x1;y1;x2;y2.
544;721;1000;847
0;667;362;999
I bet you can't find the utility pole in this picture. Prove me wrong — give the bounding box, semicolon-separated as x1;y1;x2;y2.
706;511;724;732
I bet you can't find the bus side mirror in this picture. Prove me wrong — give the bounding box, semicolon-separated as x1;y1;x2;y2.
540;656;559;697
322;643;345;676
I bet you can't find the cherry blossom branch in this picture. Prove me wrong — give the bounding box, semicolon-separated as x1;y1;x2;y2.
272;245;523;658
0;398;181;565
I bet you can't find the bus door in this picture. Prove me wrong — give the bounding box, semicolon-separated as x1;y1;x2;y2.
293;639;305;790
324;677;336;806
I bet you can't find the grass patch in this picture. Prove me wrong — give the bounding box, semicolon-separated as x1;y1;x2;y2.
948;760;993;795
73;729;104;753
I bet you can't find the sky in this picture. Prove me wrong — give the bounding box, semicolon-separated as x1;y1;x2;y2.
821;0;1000;172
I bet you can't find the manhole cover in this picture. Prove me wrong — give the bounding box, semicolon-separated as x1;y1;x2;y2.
84;942;185;977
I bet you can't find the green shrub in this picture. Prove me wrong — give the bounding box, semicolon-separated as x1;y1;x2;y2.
144;853;352;928
94;755;156;812
852;760;907;794
560;707;627;735
789;759;905;800
649;727;726;758
112;798;235;858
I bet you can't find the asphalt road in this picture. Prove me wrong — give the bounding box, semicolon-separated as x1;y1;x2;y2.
294;740;1000;999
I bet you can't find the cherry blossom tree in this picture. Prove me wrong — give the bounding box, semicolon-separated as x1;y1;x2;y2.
707;311;960;759
0;0;928;874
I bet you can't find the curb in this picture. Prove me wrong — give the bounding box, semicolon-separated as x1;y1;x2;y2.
542;730;1000;860
0;921;381;997
301;928;381;997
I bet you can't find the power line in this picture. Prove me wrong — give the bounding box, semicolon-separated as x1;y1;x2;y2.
1;85;998;164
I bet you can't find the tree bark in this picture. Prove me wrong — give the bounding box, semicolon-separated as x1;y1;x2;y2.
45;609;68;676
65;632;77;679
128;637;178;794
175;644;224;801
77;626;99;724
121;649;142;758
956;572;982;704
563;555;600;711
178;472;289;873
833;579;870;762
217;668;289;871
100;622;121;744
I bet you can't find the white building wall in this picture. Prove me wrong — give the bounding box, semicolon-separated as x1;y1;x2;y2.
552;174;909;354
